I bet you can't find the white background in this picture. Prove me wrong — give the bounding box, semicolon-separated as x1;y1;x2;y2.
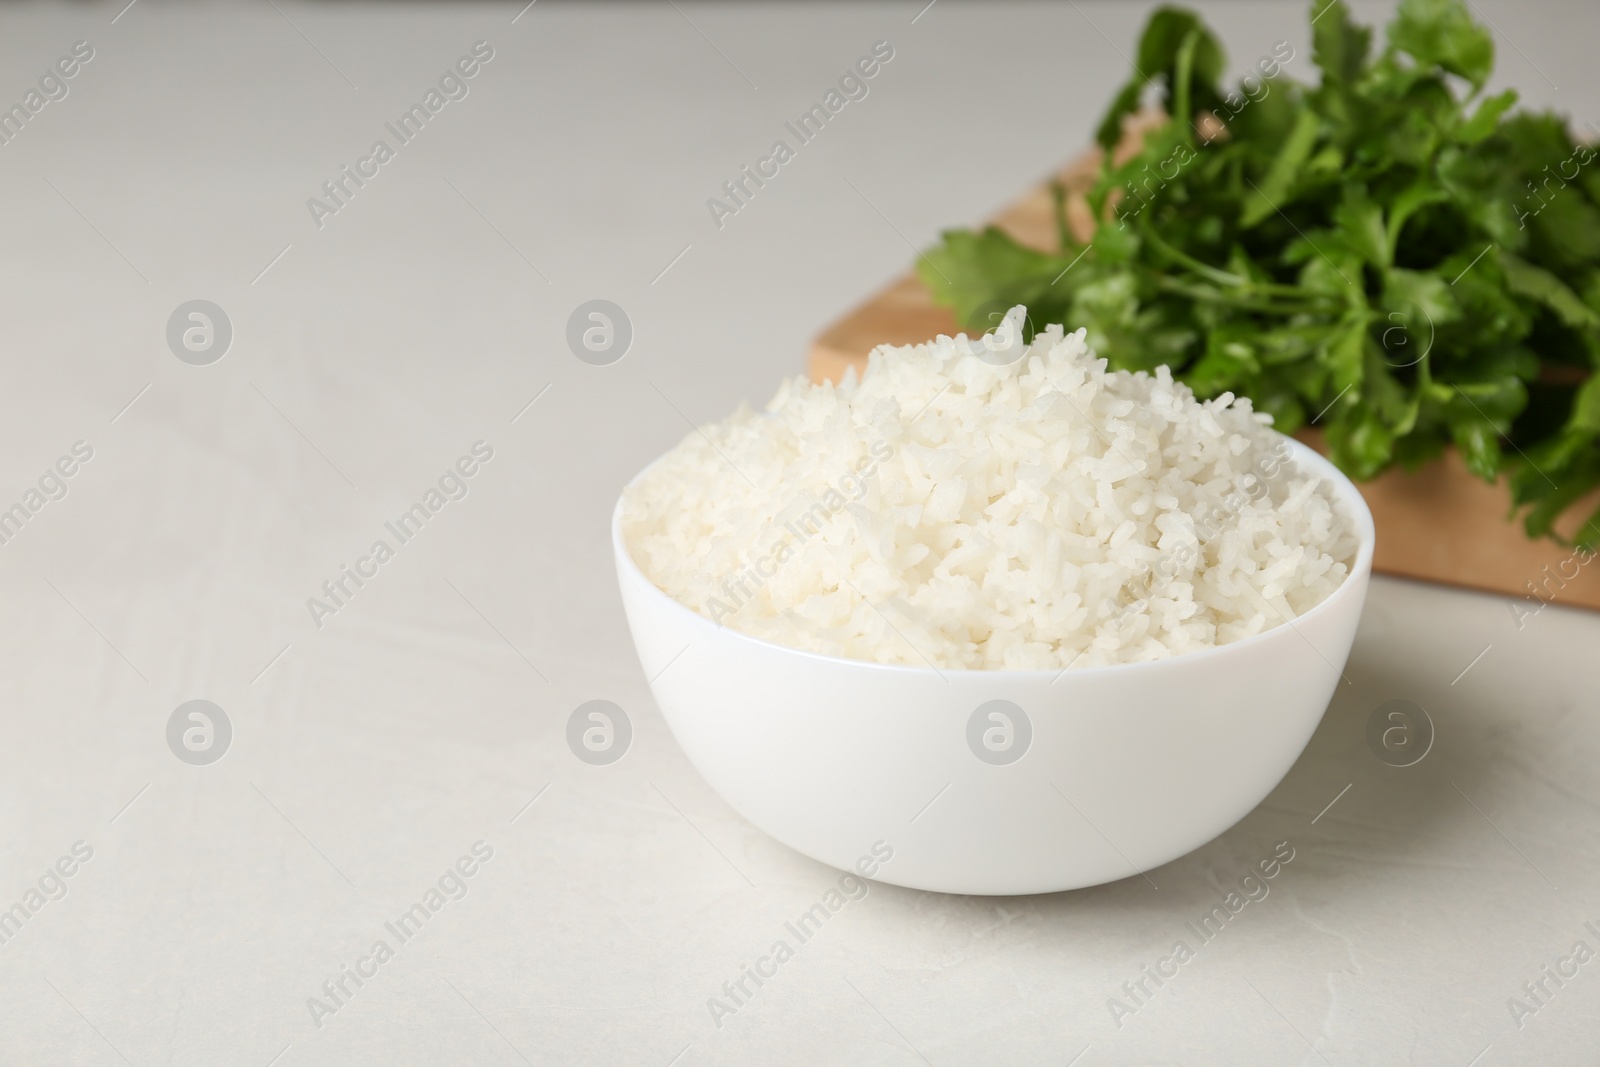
0;1;1597;1064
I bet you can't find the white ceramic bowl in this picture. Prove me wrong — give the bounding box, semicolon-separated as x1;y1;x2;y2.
614;438;1374;895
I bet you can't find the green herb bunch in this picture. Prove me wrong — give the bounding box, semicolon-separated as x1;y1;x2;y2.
919;0;1600;545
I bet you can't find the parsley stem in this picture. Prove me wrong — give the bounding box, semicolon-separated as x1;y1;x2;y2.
1138;218;1244;286
1152;275;1334;314
1051;180;1072;252
1138;219;1342;304
1174;29;1199;147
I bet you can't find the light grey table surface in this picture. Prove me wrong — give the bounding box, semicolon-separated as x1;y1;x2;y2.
0;1;1597;1064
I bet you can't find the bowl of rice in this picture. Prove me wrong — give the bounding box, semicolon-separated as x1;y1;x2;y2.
616;308;1373;895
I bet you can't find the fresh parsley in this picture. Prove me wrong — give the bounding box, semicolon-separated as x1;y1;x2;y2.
919;0;1600;546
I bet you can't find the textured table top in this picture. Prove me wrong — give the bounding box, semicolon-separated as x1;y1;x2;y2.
1;1;1597;1064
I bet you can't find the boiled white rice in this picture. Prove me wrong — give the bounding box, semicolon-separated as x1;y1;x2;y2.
621;307;1357;670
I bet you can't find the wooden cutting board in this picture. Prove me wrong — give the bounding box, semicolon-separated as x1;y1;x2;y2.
807;118;1600;612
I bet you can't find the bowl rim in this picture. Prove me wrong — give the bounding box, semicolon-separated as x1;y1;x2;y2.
612;433;1375;680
